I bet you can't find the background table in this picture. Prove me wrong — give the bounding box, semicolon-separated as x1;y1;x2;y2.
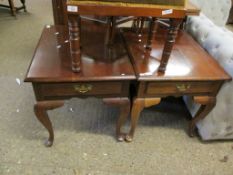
66;0;200;73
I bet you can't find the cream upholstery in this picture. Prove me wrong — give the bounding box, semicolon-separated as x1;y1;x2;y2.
184;0;233;140
190;0;231;26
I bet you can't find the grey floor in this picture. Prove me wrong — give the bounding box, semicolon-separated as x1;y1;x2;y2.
0;1;233;175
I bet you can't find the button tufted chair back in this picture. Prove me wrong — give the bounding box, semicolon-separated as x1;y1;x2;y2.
184;0;233;140
190;0;231;26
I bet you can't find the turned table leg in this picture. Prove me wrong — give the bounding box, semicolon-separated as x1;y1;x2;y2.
139;17;145;34
68;15;81;72
104;16;116;59
104;17;111;59
34;101;64;147
189;96;216;137
20;0;26;12
8;0;16;16
105;16;113;47
137;17;145;43
146;17;157;50
103;97;130;142
126;98;161;142
158;19;182;73
132;18;140;33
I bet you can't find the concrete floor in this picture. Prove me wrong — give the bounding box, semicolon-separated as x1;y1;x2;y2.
0;1;233;175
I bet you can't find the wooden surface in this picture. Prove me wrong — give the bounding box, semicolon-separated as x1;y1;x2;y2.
25;25;135;82
184;1;200;16
122;28;230;82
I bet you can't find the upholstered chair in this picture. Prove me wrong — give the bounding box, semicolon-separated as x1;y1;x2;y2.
184;0;233;140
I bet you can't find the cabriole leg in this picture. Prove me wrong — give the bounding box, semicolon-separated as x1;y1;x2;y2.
34;100;64;147
103;97;130;142
189;96;216;137
126;98;161;142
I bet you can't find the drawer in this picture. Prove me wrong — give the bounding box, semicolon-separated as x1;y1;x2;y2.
40;82;123;97
146;81;217;95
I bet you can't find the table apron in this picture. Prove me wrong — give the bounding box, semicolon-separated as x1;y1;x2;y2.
32;81;130;101
137;81;223;97
66;5;186;18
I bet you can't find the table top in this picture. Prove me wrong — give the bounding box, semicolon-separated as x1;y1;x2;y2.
122;28;231;82
25;24;136;83
67;0;200;18
185;1;200;16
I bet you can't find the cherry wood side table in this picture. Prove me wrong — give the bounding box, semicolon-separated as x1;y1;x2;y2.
24;25;136;147
122;28;231;142
66;1;200;73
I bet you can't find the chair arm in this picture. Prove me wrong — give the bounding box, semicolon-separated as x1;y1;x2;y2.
184;20;233;140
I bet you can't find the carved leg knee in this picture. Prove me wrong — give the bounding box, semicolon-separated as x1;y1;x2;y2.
34;101;64;147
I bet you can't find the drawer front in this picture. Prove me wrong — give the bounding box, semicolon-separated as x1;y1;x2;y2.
146;82;216;95
40;82;123;97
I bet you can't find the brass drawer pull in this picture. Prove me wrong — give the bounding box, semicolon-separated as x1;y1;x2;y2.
74;84;93;93
176;84;191;92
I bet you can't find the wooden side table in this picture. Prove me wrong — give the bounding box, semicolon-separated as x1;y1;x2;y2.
24;24;136;147
122;27;231;142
